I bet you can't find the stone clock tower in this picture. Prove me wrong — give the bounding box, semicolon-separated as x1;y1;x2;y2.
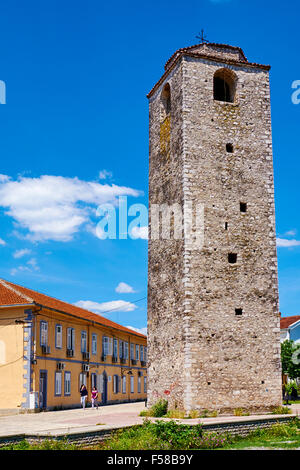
147;42;282;413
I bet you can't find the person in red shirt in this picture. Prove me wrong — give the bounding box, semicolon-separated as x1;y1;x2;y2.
91;386;99;409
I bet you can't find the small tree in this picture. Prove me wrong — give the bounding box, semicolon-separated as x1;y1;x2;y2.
281;340;300;379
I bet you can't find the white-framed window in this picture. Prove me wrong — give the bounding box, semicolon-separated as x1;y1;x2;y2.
124;342;128;359
138;376;141;393
67;327;75;351
81;330;87;353
130;375;134;393
92;334;97;355
64;371;71;396
144;376;147;393
144;347;147;363
55;371;62;396
113;338;118;358
135;344;139;361
122;375;126;394
40;321;48;346
113;375;119;394
103;336;113;356
119;340;123;358
140;345;144;362
55;324;62;349
79;372;87;389
98;374;104;394
130;343;134;360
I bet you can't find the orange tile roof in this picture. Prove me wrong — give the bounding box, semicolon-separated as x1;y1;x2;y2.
0;279;146;339
280;315;300;329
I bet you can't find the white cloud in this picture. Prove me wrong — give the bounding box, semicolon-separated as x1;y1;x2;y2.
284;230;297;237
27;257;39;271
125;325;147;336
13;248;31;259
115;282;136;294
130;225;148;240
0;238;6;246
74;299;138;314
10;257;39;276
99;169;113;180
0;174;141;242
276;238;300;247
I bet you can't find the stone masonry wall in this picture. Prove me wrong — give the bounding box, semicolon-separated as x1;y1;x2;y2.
147;45;282;414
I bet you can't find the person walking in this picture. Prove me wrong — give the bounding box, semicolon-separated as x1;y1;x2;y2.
91;386;99;409
80;384;88;409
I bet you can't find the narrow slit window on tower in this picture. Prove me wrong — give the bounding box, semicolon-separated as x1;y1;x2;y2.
228;253;237;264
235;309;243;316
240;202;247;213
226;143;234;153
225;222;228;230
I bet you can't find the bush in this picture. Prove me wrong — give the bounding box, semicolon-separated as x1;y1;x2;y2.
271;405;292;415
139;399;168;418
234;408;250;416
151;419;203;449
165;409;186;419
199;409;218;418
188;410;200;419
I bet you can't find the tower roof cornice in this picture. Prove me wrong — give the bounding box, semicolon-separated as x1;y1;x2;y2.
147;42;271;99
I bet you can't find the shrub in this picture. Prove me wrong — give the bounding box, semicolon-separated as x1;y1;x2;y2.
139;399;168;418
165;409;185;419
271;405;292;415
151;419;203;449
188;410;200;419
199;409;218;418
234;408;249;416
196;432;230;449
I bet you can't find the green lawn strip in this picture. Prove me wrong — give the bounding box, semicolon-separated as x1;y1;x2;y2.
1;418;299;451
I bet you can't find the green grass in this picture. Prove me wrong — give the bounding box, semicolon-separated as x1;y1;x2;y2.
2;418;299;450
0;438;77;450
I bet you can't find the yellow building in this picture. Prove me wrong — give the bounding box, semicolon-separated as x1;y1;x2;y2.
0;279;147;411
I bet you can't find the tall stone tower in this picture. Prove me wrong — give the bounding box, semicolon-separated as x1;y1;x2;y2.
147;42;282;414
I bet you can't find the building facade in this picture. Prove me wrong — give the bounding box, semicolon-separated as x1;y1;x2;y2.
0;279;147;411
147;42;282;414
280;315;300;344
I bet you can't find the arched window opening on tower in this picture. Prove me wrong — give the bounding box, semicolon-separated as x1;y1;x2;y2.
160;83;171;122
213;69;237;103
160;83;171;159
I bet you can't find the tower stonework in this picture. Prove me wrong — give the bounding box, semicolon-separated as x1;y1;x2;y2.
147;43;282;414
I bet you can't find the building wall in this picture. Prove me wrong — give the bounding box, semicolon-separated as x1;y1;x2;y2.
290;323;300;344
0;307;147;410
147;47;282;413
0;308;26;409
147;59;187;408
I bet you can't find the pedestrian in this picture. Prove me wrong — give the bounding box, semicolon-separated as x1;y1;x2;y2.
80;384;88;409
91;386;99;409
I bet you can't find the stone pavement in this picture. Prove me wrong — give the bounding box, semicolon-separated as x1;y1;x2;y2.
0;402;298;439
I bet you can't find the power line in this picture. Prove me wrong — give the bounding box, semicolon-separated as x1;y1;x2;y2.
100;296;147;314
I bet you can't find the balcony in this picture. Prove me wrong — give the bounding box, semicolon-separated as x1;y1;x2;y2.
112;356;118;363
82;352;90;361
131;359;137;365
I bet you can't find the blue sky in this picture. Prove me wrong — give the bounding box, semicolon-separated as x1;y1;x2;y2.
0;0;299;332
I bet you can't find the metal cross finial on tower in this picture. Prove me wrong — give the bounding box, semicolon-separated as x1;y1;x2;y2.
196;29;209;44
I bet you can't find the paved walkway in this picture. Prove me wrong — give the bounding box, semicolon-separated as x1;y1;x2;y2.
0;402;299;438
